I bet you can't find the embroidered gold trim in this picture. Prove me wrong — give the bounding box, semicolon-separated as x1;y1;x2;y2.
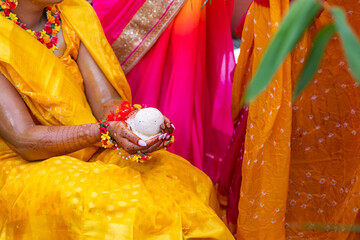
111;0;186;74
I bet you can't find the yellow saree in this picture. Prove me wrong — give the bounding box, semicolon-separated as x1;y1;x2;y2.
0;0;233;239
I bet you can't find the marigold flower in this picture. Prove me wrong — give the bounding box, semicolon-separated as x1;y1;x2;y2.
46;11;52;19
40;30;46;38
134;104;142;110
8;12;17;21
48;16;55;23
43;34;51;43
26;29;35;35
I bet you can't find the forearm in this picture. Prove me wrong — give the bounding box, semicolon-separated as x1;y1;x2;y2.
78;42;126;120
99;98;124;119
10;123;100;161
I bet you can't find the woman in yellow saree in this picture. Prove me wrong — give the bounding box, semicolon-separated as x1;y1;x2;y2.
0;0;233;239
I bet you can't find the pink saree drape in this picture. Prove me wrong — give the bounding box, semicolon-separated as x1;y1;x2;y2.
93;0;235;180
93;0;146;45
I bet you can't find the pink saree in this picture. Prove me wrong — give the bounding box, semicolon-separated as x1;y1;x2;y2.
93;0;235;179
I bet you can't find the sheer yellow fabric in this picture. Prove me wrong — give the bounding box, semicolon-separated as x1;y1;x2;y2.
0;1;233;239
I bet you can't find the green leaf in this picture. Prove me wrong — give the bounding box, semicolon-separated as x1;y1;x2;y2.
243;0;322;103
301;222;360;233
293;24;336;101
331;7;360;82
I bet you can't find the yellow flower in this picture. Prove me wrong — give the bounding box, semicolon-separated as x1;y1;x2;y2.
134;104;142;110
9;12;18;21
42;35;51;44
26;29;35;36
50;45;58;52
130;155;142;163
101;132;111;141
40;30;46;38
52;25;61;35
46;11;52;19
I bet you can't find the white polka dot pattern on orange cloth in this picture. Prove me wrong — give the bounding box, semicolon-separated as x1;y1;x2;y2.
230;0;360;239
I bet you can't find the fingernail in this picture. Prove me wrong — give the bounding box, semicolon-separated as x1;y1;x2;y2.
171;124;176;130
138;140;147;147
160;124;165;129
166;135;171;140
164;133;168;139
166;123;171;128
158;135;162;140
164;140;170;146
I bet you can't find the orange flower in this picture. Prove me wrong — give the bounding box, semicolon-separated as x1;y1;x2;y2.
43;35;51;44
48;16;55;23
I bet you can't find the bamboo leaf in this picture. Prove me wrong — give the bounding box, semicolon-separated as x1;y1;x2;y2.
243;0;322;103
331;7;360;82
293;24;336;101
301;222;360;232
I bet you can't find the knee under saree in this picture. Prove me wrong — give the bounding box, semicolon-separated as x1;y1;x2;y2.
225;0;360;239
0;1;233;239
93;0;235;178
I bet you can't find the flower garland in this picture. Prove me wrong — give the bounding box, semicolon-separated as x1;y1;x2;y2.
0;0;61;52
99;120;118;149
99;101;151;163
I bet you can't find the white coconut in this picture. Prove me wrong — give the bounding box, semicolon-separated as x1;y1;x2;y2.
126;108;164;140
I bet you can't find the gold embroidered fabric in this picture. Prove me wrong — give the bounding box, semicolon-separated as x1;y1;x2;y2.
112;0;186;74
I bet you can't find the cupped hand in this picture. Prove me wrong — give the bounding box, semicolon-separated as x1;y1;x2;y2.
108;121;166;154
161;115;175;136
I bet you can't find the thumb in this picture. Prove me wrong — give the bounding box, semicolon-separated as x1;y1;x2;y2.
118;121;147;147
